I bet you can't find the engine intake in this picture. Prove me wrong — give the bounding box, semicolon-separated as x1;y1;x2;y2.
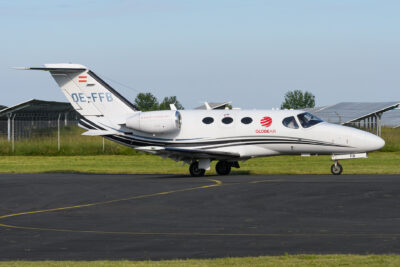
126;110;182;134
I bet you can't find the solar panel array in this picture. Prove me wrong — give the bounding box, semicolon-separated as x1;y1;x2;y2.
304;102;400;127
381;109;400;127
195;102;231;110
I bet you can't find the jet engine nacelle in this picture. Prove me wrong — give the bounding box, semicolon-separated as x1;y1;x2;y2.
126;110;182;134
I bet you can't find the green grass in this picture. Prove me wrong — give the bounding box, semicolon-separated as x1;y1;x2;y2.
1;255;400;266
380;127;400;152
0;152;398;174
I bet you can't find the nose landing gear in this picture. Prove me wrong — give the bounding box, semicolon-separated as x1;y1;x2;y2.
331;160;343;175
330;153;368;175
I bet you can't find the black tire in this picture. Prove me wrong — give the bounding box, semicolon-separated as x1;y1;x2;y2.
189;162;205;177
216;161;231;175
331;163;343;175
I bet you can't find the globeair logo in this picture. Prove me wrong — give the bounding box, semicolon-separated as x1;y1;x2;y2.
260;116;272;127
256;116;276;134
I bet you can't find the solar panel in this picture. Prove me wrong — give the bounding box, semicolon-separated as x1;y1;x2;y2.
304;102;400;126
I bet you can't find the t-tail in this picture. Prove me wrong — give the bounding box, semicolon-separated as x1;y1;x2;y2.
21;63;137;134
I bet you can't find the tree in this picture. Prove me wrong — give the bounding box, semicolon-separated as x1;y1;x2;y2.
134;93;159;111
159;96;185;110
280;90;315;109
225;104;233;110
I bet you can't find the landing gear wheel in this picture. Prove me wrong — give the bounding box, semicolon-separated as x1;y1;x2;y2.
331;163;343;175
216;161;231;175
189;162;205;177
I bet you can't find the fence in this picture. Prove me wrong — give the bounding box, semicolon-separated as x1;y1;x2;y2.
0;113;138;155
0;112;79;152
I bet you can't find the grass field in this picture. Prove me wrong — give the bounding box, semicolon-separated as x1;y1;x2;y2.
0;151;398;174
1;255;400;266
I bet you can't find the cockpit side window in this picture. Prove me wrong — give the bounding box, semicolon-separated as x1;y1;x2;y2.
297;112;323;128
282;116;299;129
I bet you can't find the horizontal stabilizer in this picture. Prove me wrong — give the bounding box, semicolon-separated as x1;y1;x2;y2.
82;130;120;136
13;64;87;72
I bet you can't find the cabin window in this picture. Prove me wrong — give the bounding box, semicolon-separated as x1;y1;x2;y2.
282;116;299;129
202;117;214;124
222;117;233;124
241;117;253;124
297;112;323;128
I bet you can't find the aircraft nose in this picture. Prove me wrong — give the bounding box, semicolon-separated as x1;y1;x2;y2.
363;132;385;151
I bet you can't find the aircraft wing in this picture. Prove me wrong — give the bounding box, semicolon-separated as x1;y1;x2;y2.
135;146;240;160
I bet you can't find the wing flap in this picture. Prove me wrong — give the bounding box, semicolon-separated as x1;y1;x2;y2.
164;147;240;159
136;146;240;160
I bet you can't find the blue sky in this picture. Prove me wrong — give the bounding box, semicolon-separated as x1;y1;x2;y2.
1;0;399;109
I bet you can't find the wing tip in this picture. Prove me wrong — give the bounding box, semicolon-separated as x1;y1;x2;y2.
11;63;88;71
11;67;30;70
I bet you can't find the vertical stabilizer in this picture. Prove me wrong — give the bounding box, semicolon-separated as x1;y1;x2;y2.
27;64;137;124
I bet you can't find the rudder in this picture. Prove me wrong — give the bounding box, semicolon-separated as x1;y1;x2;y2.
29;63;137;124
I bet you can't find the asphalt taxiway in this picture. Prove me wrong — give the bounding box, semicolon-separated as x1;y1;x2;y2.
0;173;399;260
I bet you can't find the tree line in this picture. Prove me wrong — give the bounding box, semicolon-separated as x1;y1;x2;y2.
133;90;315;111
134;93;184;111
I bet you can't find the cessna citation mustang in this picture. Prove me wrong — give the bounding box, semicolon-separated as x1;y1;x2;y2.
20;64;385;176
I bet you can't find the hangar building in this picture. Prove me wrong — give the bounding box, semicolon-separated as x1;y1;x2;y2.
0;99;79;141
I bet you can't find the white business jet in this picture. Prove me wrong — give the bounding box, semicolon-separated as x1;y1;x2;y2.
20;64;385;176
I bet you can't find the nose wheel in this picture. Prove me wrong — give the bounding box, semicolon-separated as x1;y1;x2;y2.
189;161;205;177
331;161;343;175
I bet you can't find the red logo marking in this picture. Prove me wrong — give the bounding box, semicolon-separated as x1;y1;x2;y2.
78;76;87;83
260;116;272;127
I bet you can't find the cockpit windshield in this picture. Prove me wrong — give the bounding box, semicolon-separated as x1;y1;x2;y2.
297;112;323;128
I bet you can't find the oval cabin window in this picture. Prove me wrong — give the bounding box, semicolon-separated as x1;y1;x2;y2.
202;117;214;124
282;116;299;129
241;117;253;124
222;117;233;124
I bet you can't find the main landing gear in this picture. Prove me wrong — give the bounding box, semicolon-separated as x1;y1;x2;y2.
189;160;240;177
331;160;343;175
216;161;231;175
189;161;206;177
